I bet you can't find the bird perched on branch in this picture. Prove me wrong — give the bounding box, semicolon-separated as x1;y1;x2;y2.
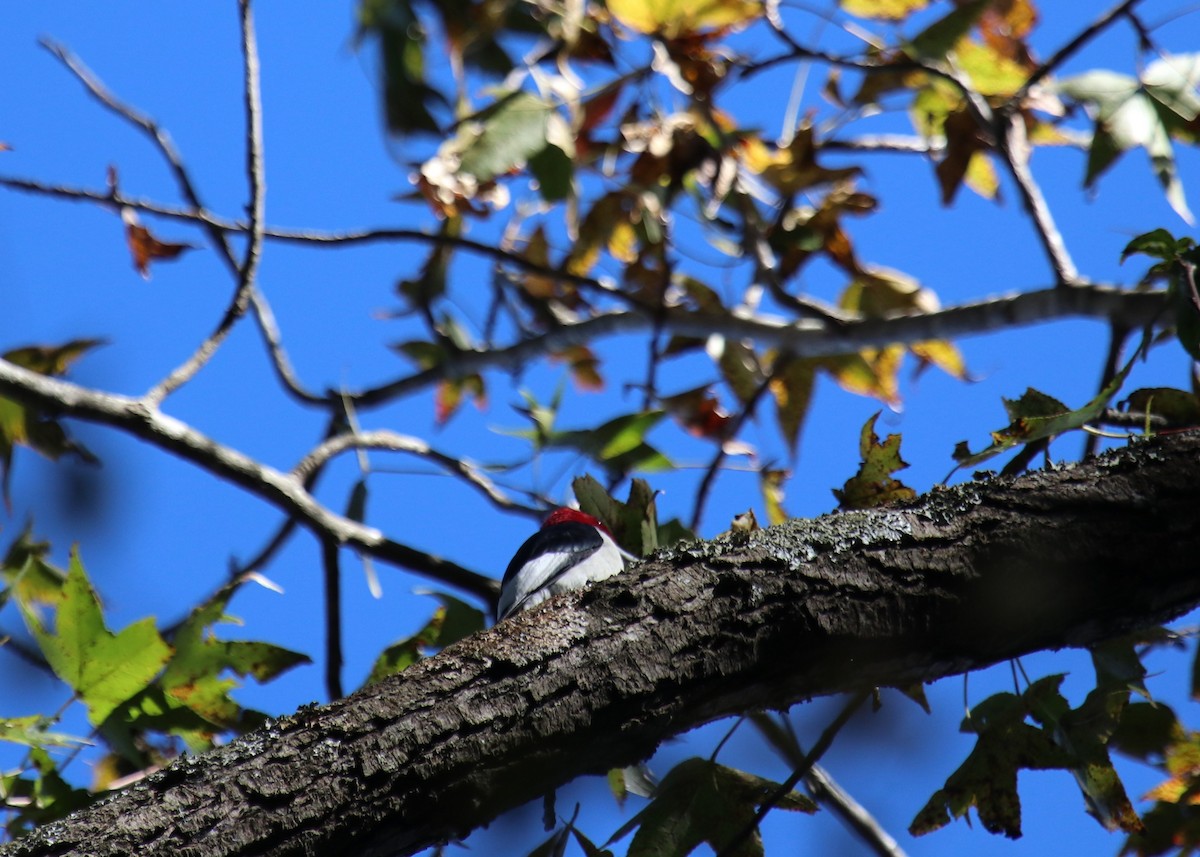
497;508;626;621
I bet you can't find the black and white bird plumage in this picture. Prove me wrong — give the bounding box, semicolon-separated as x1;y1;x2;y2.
497;508;625;620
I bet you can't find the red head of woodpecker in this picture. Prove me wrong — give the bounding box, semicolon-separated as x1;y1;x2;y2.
497;508;626;621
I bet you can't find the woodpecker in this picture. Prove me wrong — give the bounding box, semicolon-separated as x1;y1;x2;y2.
497;508;625;620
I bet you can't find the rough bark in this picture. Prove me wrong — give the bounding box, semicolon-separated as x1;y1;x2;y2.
5;432;1200;857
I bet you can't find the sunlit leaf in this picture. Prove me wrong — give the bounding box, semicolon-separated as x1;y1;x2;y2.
906;0;990;61
840;0;931;21
458;91;554;183
749;126;862;195
759;469;788;525
161;589;310;728
608;0;761;38
0;716;87;750
1;525;66;609
911;339;968;380
769;358;815;455
20;551;171;726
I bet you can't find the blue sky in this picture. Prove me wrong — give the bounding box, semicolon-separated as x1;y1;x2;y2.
1;2;1198;855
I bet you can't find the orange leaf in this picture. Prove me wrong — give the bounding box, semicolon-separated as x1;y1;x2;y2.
125;223;195;279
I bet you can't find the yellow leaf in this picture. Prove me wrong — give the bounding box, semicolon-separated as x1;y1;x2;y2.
821;349;901;407
760;469;789;525
964;150;999;199
956;39;1030;97
609;219;639;262
608;0;761;37
911;340;968;380
840;0;932;20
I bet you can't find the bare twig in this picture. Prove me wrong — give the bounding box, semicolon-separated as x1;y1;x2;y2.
144;0;266;403
690;356;788;533
39;32;323;406
293;429;541;516
716;690;872;857
749;710;906;857
806;763;908;857
0;360;500;604
1084;325;1132;457
995;115;1080;285
1009;0;1145;108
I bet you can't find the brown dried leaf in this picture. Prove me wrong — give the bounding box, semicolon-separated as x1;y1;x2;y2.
125;222;195;280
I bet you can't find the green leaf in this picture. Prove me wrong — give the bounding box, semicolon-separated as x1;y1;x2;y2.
953;341;1142;469
550;411;674;476
1057;66;1196;224
1;340;104;508
906;0;989;61
770;358;815;455
20;551;171;726
0;716;87;750
161;590;310;728
1142;53;1200;124
574;475;690;557
1120;228;1193;264
833;412;916;510
458;91;553;183
911;677;1076;839
356;0;447;136
364;591;484;685
2;747;94;836
609;758;816;856
529;143;573;202
1;525;66;610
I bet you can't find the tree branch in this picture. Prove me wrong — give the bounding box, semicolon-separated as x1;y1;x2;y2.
0;358;499;605
4;432;1198;857
293;429;541;516
349;283;1169;403
144;0;266;403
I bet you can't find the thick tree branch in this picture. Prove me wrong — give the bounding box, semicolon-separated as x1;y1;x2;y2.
4;432;1198;857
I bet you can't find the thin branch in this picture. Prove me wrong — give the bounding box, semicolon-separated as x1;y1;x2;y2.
1009;0;1145;108
350;283;1169;403
39;35;322;407
716;690;872;857
994;115;1080;285
144;0;266;403
37;38;238;264
823;134;946;155
293;430;541;515
806;763;908;857
0;173;1170;361
0;359;499;604
1084;325;1132;458
321;534;344;701
750;706;906;856
690;357;788;533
